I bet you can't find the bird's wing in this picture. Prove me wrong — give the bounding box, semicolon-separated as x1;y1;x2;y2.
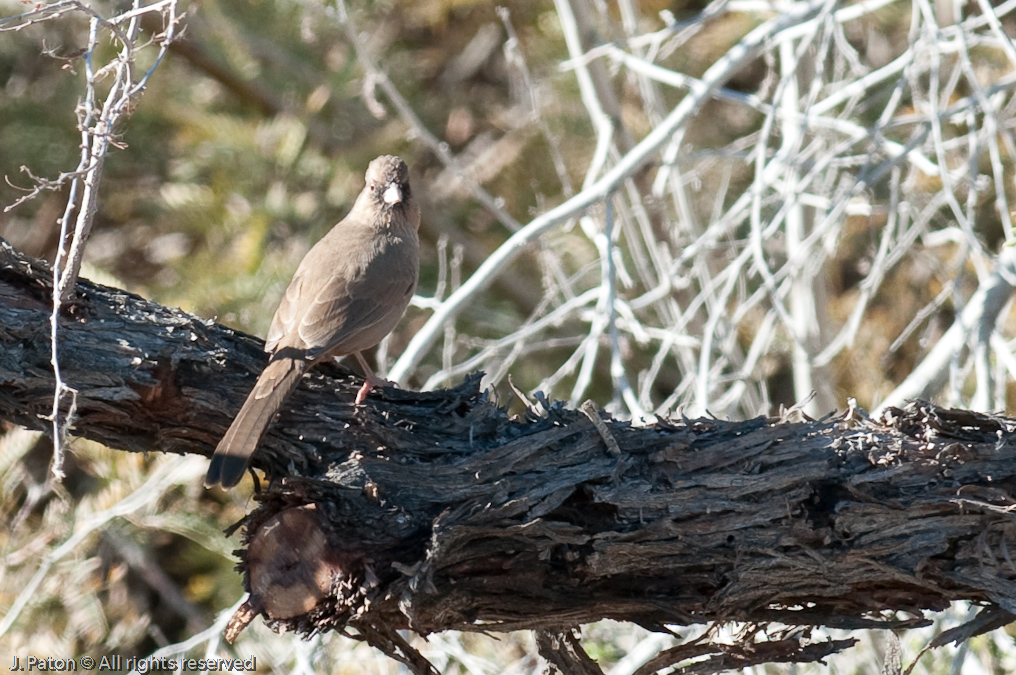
266;229;417;359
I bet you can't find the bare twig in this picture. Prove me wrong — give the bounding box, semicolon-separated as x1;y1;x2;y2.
5;0;181;478
875;244;1016;413
390;0;831;384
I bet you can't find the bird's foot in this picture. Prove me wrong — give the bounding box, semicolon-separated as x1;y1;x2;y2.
355;376;396;405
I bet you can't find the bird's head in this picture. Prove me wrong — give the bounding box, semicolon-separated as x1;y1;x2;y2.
365;155;412;213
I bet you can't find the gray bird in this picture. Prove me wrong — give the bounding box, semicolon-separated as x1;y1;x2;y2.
205;155;420;489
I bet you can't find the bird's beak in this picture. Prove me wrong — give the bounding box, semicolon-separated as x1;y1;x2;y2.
382;183;402;205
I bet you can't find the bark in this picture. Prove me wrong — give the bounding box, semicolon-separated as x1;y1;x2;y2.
1;237;1015;675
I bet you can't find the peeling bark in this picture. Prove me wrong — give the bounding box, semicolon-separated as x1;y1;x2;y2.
1;238;1015;674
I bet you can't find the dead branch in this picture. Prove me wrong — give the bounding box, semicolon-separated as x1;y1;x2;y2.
1;237;1014;674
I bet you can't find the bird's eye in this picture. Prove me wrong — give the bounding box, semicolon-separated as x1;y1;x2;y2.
370;184;376;192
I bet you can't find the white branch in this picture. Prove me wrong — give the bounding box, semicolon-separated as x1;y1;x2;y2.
389;0;831;384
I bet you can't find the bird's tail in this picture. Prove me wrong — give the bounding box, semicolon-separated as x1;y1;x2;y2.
205;356;310;488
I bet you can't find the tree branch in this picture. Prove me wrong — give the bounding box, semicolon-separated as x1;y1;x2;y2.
1;238;1015;673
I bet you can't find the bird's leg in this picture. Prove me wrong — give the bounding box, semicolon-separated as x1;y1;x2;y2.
353;352;394;404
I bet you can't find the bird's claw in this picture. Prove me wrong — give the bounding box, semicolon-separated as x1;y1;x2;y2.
355;377;396;405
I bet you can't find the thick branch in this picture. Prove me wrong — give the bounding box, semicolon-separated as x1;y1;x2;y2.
1;238;1015;672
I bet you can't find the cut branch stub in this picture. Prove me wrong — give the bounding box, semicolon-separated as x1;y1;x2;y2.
247;505;352;620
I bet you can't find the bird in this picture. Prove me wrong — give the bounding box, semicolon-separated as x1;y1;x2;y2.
205;155;420;489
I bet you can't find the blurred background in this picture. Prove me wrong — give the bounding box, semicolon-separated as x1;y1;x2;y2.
2;0;1016;671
